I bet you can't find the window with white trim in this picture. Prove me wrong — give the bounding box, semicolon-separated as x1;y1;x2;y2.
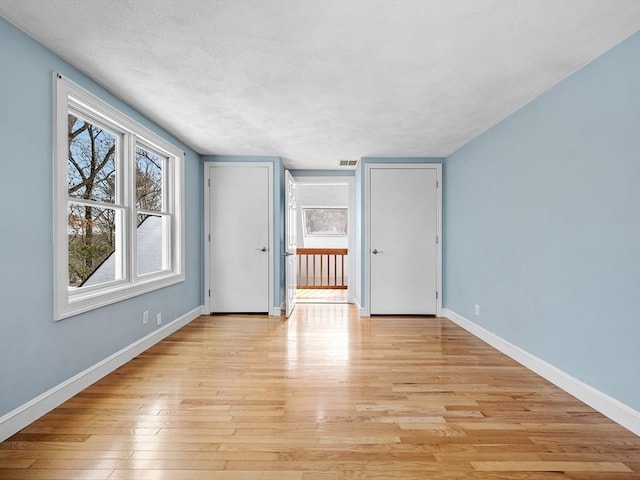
54;74;184;320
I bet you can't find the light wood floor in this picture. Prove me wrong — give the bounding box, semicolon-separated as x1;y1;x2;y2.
2;304;639;479
296;288;348;303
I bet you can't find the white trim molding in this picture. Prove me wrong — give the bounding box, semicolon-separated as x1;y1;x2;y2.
270;306;284;317
355;297;369;317
442;308;640;436
0;306;205;442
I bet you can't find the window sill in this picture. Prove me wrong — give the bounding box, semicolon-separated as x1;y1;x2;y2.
55;273;184;321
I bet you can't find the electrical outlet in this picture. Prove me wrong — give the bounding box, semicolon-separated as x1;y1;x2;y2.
143;311;149;325
475;304;480;316
156;312;162;325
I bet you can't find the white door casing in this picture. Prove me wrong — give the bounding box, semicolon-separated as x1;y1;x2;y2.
284;171;297;317
366;164;442;315
205;162;273;313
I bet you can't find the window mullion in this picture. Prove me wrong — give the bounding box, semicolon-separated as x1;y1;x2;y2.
65;198;122;210
124;133;136;284
164;157;174;272
137;208;169;217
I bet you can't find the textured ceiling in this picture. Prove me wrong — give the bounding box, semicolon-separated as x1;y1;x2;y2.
1;0;639;169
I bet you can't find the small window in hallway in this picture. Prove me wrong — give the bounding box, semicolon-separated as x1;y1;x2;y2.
302;207;347;236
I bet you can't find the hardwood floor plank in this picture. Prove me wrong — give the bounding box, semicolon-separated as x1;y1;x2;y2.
301;473;570;480
0;458;36;468
0;449;131;460
472;461;632;472
128;450;279;461
107;470;303;480
567;474;640;480
1;304;638;479
30;458;227;470
0;469;113;479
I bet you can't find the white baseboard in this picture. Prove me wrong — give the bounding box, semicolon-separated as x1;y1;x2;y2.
355;298;369;317
441;308;640;436
0;305;205;442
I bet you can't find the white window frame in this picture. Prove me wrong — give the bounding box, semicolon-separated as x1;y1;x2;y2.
54;74;185;320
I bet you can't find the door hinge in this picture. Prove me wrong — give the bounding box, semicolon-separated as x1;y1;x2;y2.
436;235;439;244
208;234;211;242
208;178;210;187
208;289;211;297
436;180;439;189
436;291;439;300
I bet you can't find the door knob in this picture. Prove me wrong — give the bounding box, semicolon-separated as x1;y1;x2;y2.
282;252;294;256
372;249;383;254
257;247;267;252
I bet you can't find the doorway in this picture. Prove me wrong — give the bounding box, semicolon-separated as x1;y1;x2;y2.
292;176;354;305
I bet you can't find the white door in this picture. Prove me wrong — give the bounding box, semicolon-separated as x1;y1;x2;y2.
284;171;297;317
208;164;270;313
369;166;440;315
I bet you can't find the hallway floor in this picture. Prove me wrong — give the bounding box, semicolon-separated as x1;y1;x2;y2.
295;288;348;304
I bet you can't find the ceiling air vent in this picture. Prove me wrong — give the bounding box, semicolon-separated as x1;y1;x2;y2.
339;160;358;167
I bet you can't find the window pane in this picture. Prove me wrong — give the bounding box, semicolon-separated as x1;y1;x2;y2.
303;208;348;236
136;147;163;211
68;203;121;288
68;114;117;203
137;214;168;276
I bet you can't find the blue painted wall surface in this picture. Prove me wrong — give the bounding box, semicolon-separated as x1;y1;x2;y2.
0;18;203;416
357;157;445;310
201;155;285;310
444;32;640;410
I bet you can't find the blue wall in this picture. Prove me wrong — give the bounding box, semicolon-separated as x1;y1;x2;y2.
444;32;640;410
0;17;203;416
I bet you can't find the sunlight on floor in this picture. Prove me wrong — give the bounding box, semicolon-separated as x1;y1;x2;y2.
295;288;347;304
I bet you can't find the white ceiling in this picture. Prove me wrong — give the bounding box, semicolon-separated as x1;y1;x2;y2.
1;0;639;169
